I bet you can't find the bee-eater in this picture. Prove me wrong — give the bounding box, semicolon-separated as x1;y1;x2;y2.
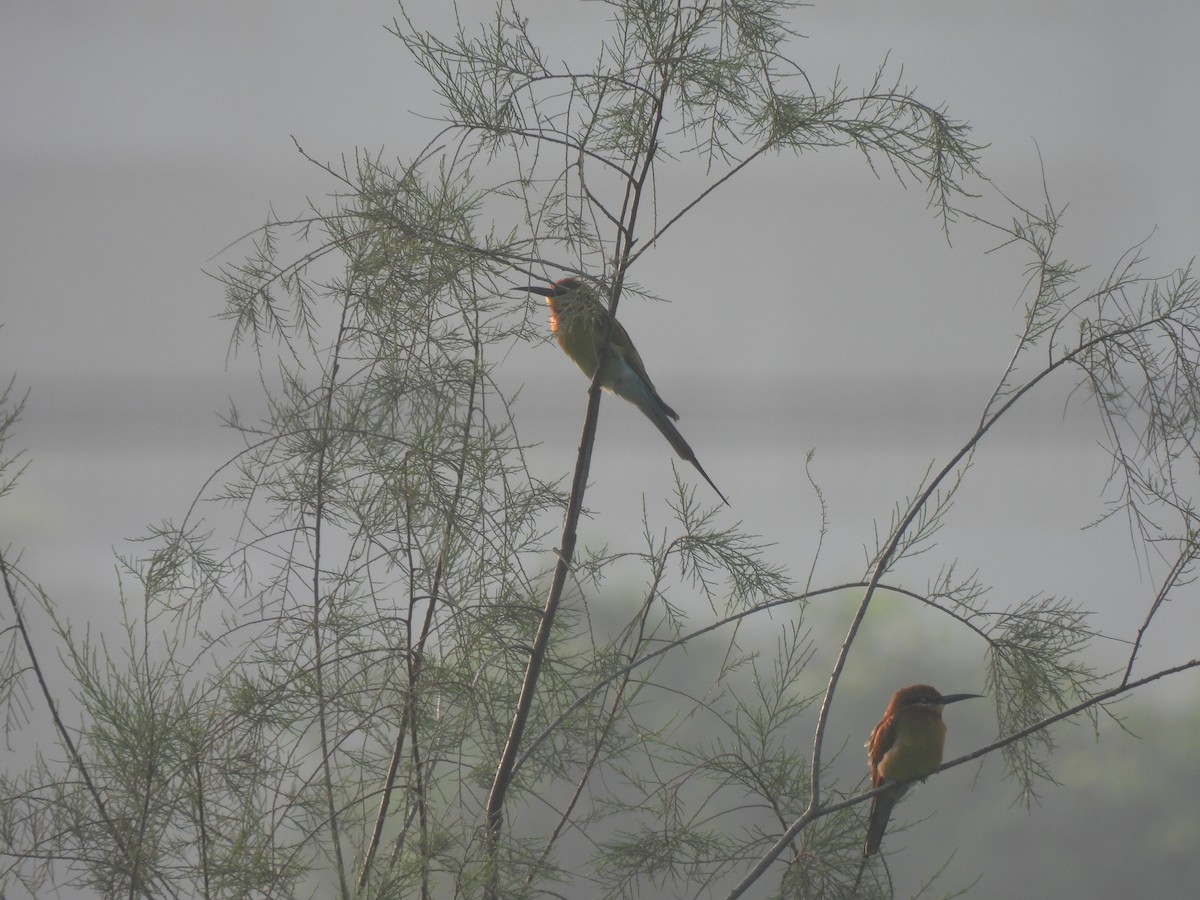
863;684;981;857
518;277;728;505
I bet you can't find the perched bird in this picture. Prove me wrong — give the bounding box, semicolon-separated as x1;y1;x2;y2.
518;277;728;505
864;684;981;857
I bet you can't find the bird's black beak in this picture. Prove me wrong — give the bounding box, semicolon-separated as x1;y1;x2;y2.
939;693;983;705
513;285;551;296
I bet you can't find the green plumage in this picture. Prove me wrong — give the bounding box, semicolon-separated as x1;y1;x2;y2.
520;277;726;505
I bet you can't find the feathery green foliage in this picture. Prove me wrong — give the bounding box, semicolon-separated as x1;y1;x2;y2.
2;3;1199;899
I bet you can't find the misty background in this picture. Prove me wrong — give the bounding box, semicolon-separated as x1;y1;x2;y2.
2;2;1198;897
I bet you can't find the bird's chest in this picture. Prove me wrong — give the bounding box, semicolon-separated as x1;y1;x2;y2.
552;305;608;377
882;718;947;782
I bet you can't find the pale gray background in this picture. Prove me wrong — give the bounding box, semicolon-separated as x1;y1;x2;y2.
2;2;1198;897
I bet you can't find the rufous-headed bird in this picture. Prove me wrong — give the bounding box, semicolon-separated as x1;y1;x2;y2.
519;277;728;505
863;684;981;857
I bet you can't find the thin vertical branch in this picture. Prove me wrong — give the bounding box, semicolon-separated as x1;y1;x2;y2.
482;367;601;897
518;536;682;894
311;295;352;899
193;752;212;900
482;34;676;900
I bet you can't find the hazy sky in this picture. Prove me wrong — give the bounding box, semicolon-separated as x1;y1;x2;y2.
4;1;1198;378
4;0;1197;607
3;0;1198;701
1;3;1198;895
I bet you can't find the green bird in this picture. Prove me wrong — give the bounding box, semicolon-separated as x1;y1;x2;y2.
519;277;728;505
